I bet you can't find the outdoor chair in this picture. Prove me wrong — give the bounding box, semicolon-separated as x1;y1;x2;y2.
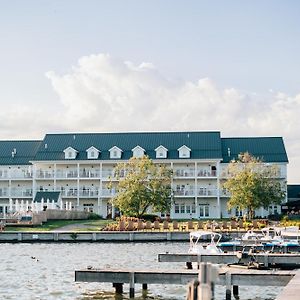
163;220;169;231
205;221;212;230
221;221;229;231
213;221;221;231
153;220;160;231
118;220;125;231
137;220;144;231
230;220;238;231
238;220;245;231
126;220;135;231
187;220;194;230
252;220;259;229
197;221;204;230
172;220;179;231
145;221;152;231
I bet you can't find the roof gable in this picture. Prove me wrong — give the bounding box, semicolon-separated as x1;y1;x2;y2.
86;146;100;153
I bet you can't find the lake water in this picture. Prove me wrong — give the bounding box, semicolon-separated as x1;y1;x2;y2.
0;242;282;299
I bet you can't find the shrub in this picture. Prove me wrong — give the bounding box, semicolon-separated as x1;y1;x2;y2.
88;213;102;220
142;214;161;222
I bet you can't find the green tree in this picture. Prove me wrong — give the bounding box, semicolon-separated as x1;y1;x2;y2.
223;152;286;219
108;156;172;218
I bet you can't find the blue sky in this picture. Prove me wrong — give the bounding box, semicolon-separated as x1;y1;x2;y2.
0;0;299;182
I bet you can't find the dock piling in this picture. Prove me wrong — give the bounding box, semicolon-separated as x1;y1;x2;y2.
129;272;135;298
233;285;239;300
226;272;232;300
112;283;123;294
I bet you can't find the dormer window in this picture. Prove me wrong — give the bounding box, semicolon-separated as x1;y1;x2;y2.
178;145;191;158
63;147;78;160
109;146;123;159
86;146;100;159
132;145;145;158
155;145;168;159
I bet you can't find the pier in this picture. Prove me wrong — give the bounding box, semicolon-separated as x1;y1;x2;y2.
158;253;300;268
75;266;297;298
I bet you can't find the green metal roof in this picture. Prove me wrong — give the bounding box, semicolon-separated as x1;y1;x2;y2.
34;191;60;203
0;140;42;165
34;131;223;161
287;185;300;200
221;137;288;163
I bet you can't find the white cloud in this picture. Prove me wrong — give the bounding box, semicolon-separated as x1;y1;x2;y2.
1;53;300;182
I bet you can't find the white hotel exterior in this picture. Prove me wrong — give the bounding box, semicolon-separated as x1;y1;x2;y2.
0;132;288;219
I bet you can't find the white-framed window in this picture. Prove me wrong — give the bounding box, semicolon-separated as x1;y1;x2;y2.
199;204;209;217
186;205;191;214
68;151;72;158
175;204;179;214
90;151;95;158
191;204;196;214
180;204;185;213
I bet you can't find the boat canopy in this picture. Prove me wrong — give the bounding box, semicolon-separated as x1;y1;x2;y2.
190;230;222;239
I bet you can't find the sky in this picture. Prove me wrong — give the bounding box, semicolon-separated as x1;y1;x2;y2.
0;0;299;183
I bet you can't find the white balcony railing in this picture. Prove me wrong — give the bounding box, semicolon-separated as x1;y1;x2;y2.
10;189;33;197
101;189;116;197
174;189;195;196
79;169;101;178
0;189;8;197
198;188;218;197
78;189;99;197
174;169;195;177
197;170;217;177
36;170;55;179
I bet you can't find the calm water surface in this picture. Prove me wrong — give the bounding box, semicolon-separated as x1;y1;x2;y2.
0;242;282;300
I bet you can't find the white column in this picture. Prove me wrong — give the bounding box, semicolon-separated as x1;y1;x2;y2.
195;161;198;219
9;199;13;213
170;162;174;219
216;161;221;219
77;163;80;208
99;162;103;216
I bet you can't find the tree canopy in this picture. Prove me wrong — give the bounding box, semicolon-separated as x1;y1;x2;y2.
108;156;172;217
223;152;286;219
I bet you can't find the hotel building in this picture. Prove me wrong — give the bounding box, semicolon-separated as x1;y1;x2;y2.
0;131;288;219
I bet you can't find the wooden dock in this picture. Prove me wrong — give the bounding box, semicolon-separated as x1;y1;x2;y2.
276;270;300;300
75;266;296;298
158;253;300;268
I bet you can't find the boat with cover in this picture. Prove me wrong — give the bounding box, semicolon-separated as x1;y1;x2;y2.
189;230;223;254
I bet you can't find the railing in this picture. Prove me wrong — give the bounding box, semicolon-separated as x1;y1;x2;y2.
55;170;78;179
174;189;195;196
102;170;114;179
197;170;217;177
78;189;99;197
79;170;101;178
101;189;116;197
0;190;8;197
174;170;195;177
10;190;33;197
198;188;217;196
36;170;55;179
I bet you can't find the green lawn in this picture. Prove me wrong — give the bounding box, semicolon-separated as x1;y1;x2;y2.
4;219;114;232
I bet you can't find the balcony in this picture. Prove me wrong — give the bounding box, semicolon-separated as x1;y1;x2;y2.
10;189;33;197
198;188;217;197
102;170;115;179
174;189;195;197
79;169;100;178
56;170;78;179
78;189;99;197
174;169;195;178
36;170;55;179
0;190;8;197
101;188;116;197
0;170;8;179
197;170;217;177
